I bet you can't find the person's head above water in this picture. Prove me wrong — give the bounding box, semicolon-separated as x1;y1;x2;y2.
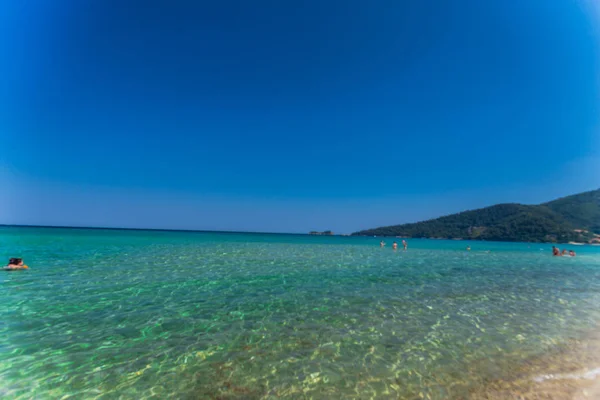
5;258;28;270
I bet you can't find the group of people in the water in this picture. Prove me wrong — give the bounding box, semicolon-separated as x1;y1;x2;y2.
380;240;408;250
3;258;29;270
378;241;578;257
552;246;576;257
380;240;479;252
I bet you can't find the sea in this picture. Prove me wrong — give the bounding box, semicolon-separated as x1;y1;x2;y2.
1;226;600;399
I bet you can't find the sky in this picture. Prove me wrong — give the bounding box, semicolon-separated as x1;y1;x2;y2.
1;0;599;233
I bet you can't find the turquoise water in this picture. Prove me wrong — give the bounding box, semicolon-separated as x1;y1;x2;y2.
1;227;600;399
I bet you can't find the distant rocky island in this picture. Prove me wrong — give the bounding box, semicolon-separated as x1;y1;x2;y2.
309;230;334;236
353;189;600;244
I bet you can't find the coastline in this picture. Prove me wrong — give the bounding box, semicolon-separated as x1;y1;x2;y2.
355;233;598;246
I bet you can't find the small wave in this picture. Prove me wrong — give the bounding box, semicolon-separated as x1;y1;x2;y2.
533;367;600;382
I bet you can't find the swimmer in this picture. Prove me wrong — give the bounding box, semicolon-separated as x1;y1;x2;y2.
569;250;576;257
562;249;567;256
466;245;471;251
402;240;407;250
552;246;561;256
4;258;28;270
392;242;398;250
380;240;385;248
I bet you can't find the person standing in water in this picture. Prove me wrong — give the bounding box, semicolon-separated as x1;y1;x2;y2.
380;240;385;248
392;242;398;250
552;246;561;256
402;240;407;250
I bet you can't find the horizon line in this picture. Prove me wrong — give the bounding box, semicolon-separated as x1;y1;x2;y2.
0;224;342;236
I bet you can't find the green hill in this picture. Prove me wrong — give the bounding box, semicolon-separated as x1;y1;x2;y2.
544;190;600;234
352;189;600;243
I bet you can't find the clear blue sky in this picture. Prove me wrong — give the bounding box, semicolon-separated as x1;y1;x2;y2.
1;0;599;233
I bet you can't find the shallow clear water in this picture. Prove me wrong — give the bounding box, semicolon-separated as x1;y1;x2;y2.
1;227;600;399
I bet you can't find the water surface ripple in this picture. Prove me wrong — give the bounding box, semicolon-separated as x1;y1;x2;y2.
1;227;600;399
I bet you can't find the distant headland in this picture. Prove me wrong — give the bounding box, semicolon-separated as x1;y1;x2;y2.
353;189;600;244
309;230;334;236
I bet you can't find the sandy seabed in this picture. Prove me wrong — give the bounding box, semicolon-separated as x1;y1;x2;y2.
469;329;600;399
